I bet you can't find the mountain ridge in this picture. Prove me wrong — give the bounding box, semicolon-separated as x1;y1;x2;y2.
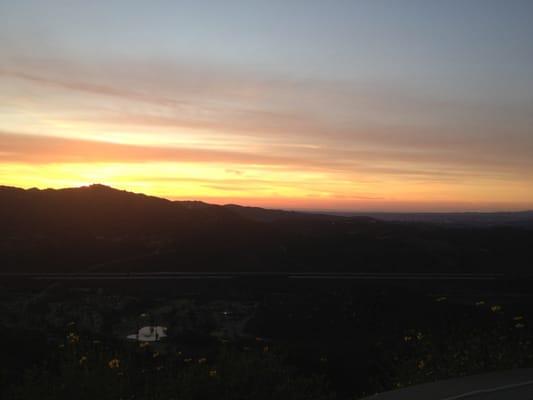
4;184;531;220
1;184;532;274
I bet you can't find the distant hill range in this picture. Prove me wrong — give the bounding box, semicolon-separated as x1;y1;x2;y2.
318;210;533;228
1;184;532;273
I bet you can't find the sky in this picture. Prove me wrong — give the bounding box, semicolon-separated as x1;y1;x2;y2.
1;0;532;211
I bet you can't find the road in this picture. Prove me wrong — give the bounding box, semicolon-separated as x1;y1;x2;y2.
362;369;533;400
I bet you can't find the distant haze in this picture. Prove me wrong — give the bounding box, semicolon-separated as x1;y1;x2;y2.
1;1;532;211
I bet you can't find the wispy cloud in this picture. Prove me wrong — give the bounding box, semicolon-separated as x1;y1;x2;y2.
1;56;532;210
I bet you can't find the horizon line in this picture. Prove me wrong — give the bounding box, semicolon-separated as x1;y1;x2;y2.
2;183;532;215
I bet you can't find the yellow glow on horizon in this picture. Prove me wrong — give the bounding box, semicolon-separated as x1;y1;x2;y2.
1;161;532;211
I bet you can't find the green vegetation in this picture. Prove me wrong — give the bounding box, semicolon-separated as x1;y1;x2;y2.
2;333;334;400
2;281;533;399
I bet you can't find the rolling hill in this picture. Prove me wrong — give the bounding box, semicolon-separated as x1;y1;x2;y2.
1;184;532;274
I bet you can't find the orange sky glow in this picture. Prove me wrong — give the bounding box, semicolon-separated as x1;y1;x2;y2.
1;2;533;212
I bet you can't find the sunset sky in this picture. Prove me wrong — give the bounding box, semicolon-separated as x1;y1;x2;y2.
1;1;532;211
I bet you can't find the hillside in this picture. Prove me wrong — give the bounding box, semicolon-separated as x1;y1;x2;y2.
1;185;532;273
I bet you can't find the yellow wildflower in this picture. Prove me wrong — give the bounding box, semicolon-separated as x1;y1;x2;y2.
67;333;80;344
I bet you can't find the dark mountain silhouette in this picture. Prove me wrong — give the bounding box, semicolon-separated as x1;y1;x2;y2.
1;184;532;273
321;210;533;228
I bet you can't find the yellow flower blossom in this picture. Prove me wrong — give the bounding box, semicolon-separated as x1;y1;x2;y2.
108;358;120;369
67;333;80;344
